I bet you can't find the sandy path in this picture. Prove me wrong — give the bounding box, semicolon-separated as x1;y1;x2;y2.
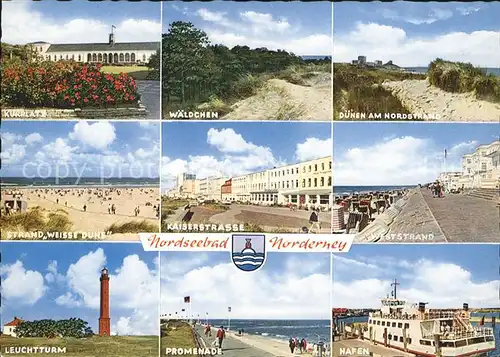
223;74;332;121
382;79;500;121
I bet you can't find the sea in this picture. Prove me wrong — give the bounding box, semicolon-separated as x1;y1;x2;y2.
302;55;332;61
333;185;415;195
1;177;159;188
405;66;500;76
206;319;330;344
336;313;499;356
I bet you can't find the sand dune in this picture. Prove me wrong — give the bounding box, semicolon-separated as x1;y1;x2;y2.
223;73;332;120
382;79;500;121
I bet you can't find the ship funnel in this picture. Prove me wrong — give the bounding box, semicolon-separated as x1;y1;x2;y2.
418;302;426;312
463;303;469;311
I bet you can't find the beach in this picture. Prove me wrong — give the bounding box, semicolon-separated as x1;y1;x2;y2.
1;186;160;240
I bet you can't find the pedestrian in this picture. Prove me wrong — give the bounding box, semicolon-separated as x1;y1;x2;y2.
112;204;116;214
83;204;87;212
216;326;225;350
289;337;295;354
308;208;320;233
108;204;111;214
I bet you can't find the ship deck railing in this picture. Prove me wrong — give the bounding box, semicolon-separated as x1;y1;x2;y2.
371;311;474;320
422;327;495;340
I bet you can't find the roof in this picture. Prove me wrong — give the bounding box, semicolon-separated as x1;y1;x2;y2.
30;41;49;44
5;318;23;327
46;42;159;53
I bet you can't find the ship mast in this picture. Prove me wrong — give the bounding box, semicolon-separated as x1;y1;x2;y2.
391;279;400;299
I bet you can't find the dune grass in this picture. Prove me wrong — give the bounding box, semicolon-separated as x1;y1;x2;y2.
333;63;426;119
0;208;73;238
0;335;158;357
161;321;197;357
428;58;500;103
105;220;158;234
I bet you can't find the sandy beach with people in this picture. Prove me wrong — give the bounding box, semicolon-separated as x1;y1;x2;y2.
1;186;160;240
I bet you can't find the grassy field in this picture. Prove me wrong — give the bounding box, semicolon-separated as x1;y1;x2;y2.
333;63;426;119
0;335;158;357
101;65;153;80
161;321;197;357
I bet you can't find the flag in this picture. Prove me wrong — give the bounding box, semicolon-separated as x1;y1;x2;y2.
444;149;447;159
184;296;190;303
112;25;116;29
228;307;232;312
182;309;185;312
480;315;485;326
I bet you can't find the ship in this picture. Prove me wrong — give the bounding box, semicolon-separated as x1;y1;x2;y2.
353;280;496;357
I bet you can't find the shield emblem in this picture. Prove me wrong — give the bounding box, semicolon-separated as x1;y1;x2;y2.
231;234;266;272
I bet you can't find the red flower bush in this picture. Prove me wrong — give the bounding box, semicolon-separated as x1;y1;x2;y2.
1;59;141;108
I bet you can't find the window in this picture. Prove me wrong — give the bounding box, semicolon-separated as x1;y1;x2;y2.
397;323;403;328
125;53;130;62
399;337;404;342
98;53;103;62
131;53;136;62
308;178;311;187
376;321;381;325
314;178;317;187
392;322;396;327
315;164;318;171
393;335;398;341
309;165;311;172
328;176;332;186
302;179;305;188
404;323;409;329
143;54;146;61
382;321;386;326
420;340;432;346
119;53;124;62
295;180;298;187
78;55;81;61
92;53;97;62
66;54;69;60
407;338;412;344
329;161;332;169
320;177;325;186
71;54;74;60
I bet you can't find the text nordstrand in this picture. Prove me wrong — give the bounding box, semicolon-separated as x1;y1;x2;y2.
140;233;354;252
2;346;67;354
166;347;222;355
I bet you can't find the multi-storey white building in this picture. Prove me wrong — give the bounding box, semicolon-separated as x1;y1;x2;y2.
438;172;463;191
29;31;159;65
460;141;500;188
165;157;333;208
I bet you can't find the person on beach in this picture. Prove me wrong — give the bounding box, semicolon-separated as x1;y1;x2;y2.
205;324;211;337
83;204;87;212
216;326;225;350
111;204;116;214
289;337;296;354
108;204;111;214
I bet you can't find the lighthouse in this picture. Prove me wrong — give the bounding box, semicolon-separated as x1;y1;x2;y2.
99;267;111;336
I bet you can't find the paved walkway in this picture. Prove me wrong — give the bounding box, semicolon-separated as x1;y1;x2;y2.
383;190;447;243
421;189;499;242
136;80;161;119
195;326;276;357
209;204;331;233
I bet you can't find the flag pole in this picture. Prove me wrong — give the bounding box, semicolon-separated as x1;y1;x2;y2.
228;307;231;331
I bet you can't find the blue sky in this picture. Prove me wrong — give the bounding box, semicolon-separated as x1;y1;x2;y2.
333;123;500;186
160;252;330;319
0;242;159;335
1;121;160;178
333;2;500;67
161;122;332;189
3;1;161;44
163;1;332;55
332;244;499;308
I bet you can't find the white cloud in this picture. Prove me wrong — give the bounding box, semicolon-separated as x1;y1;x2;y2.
191;8;331;55
162;129;283;190
45;260;66;284
69;122;116;150
1;261;47;306
41;138;77;163
296;137;332;161
333;256;499;308
2;1;161;44
25;133;43;145
334;136;468;186
56;249;159;336
161;254;330;320
1;143;27;164
335;22;500;67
